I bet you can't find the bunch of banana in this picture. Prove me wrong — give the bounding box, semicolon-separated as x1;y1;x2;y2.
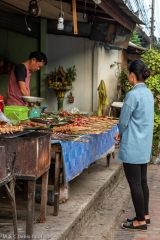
52;82;62;88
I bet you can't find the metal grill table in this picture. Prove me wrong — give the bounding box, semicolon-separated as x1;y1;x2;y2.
0;132;51;240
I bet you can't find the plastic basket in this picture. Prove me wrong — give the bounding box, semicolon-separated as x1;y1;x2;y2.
29;107;41;119
4;106;29;124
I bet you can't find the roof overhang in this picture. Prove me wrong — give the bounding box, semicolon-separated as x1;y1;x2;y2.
125;41;146;60
94;0;144;31
0;0;145;49
128;42;146;51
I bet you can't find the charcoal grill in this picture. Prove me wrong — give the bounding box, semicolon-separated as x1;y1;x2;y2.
0;131;51;239
0;131;51;178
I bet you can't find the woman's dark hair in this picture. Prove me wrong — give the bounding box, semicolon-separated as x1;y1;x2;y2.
128;59;150;81
28;51;47;65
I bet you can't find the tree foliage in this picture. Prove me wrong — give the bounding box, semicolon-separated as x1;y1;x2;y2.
130;30;142;46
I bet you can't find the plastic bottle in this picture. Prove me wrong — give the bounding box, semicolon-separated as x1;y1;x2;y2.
0;94;4;112
153;157;160;164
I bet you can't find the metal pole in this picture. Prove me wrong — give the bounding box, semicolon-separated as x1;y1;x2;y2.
150;0;155;48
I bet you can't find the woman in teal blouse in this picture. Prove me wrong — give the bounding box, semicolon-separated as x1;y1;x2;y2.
115;60;154;231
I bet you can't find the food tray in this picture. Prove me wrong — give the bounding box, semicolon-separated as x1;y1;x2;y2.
0;130;33;138
57;121;69;125
30;118;50;124
22;96;44;103
23;127;50;130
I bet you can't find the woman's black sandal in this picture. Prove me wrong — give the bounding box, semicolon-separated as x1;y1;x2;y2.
122;221;147;231
126;217;150;225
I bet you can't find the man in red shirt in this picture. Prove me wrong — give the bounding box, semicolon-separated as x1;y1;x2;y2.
6;51;47;106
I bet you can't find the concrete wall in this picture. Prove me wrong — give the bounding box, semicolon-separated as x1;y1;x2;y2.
46;34;94;112
92;44;121;114
46;34;121;113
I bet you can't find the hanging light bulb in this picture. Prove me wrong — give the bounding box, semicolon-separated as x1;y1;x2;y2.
28;0;41;17
57;0;64;30
83;0;87;19
57;11;64;30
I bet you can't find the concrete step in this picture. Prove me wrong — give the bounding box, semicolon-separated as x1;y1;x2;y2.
74;176;130;240
34;151;130;240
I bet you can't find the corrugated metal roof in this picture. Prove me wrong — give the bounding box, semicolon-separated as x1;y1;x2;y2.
112;0;145;25
128;41;146;51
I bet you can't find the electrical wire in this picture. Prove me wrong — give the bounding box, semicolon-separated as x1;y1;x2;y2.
125;0;151;36
60;0;62;12
25;15;31;31
43;0;83;21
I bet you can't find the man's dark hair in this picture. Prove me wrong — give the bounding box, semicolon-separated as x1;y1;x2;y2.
28;51;47;65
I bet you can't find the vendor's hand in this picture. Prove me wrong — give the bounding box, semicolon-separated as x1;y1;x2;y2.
114;132;121;143
29;103;39;108
29;102;34;107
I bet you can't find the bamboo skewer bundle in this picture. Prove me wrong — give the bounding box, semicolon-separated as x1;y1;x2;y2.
52;116;119;135
51;132;90;142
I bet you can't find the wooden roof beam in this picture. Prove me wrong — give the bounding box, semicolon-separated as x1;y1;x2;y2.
96;0;136;31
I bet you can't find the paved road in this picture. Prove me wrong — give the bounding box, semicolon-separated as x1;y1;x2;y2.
75;176;130;240
112;164;160;240
74;163;160;240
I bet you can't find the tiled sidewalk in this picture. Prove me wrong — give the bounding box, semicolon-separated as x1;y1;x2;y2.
112;164;160;240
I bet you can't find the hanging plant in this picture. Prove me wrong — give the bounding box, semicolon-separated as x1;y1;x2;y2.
65;65;77;86
110;62;132;101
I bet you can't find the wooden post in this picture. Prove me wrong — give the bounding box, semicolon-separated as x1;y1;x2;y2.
72;0;78;34
26;181;35;240
53;152;61;216
40;170;49;222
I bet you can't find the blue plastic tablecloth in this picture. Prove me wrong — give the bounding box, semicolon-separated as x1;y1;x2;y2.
51;125;118;183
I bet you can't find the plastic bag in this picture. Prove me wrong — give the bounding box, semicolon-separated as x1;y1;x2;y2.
67;107;80;114
0;110;11;124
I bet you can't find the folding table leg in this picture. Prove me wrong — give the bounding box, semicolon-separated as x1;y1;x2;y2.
5;179;18;240
106;154;111;167
26;180;35;239
53;151;61;216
